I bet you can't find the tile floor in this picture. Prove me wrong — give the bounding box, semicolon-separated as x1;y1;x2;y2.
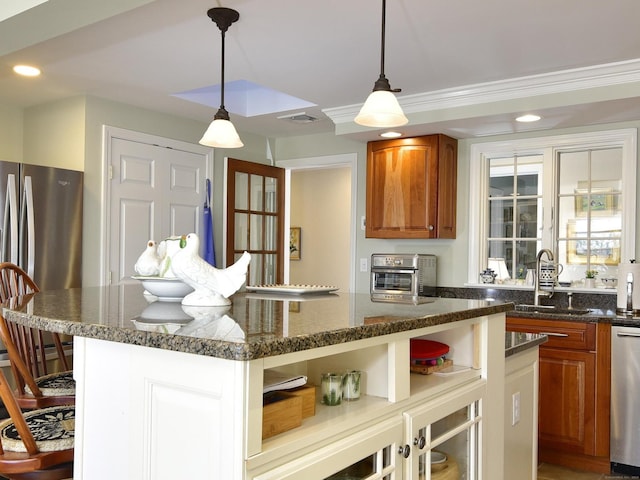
538;463;639;479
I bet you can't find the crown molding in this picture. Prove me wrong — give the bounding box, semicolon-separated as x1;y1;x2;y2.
323;58;640;125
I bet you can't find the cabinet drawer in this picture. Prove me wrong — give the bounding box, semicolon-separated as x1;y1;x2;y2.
506;317;596;351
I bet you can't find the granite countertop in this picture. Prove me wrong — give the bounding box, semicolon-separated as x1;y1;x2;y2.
2;285;513;361
505;332;547;358
437;286;640;326
506;307;640;326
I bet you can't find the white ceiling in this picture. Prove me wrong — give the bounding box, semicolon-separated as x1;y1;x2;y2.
2;0;640;142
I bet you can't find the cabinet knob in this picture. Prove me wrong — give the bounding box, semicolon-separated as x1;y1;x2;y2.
413;436;426;449
398;444;411;458
428;225;435;231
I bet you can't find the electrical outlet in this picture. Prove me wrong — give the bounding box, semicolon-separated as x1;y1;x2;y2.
512;391;520;426
360;258;368;272
360;216;366;231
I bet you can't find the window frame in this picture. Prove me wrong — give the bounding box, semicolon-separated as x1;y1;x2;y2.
468;128;637;286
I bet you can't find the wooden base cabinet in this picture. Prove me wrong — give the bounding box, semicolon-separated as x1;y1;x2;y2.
365;134;457;239
506;317;611;474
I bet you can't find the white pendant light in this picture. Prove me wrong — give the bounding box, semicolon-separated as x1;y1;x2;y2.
355;0;408;128
199;7;244;149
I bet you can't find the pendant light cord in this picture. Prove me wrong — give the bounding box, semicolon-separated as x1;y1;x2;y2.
219;28;226;111
372;0;400;93
208;7;239;121
380;0;386;77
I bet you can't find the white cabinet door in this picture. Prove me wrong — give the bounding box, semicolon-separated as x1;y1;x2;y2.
73;337;246;480
108;135;208;284
250;417;404;480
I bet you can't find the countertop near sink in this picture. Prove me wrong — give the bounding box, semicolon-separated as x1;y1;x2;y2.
506;305;640;326
505;332;547;358
435;286;640;326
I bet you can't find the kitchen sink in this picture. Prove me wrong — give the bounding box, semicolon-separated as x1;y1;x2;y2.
514;304;591;316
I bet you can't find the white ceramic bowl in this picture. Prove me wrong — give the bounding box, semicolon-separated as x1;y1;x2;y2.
601;277;618;288
132;276;194;301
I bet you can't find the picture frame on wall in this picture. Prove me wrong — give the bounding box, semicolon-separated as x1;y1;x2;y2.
290;227;301;260
574;180;621;217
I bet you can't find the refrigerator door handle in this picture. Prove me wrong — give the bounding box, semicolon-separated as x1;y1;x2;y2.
2;174;18;264
20;176;35;278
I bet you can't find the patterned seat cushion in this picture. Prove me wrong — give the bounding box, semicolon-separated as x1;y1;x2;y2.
25;371;75;396
0;405;74;452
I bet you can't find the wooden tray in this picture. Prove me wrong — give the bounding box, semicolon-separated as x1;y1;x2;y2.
410;359;453;375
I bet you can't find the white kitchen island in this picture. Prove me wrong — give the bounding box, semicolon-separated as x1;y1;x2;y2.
3;286;513;480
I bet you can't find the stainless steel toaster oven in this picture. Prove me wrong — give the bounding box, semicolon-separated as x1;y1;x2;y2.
370;253;436;301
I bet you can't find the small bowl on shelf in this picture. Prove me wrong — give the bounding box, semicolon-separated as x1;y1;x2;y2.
132;275;194;301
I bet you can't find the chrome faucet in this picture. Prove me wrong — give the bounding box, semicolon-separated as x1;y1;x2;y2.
534;249;555;306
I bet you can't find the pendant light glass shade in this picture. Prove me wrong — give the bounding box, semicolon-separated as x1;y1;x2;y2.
200;117;244;148
355;0;408;128
355;89;408;127
199;7;243;149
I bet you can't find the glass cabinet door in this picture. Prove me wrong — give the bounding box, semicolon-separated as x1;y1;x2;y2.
404;384;483;480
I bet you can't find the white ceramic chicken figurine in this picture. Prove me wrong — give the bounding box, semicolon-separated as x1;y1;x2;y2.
134;240;162;276
171;233;251;306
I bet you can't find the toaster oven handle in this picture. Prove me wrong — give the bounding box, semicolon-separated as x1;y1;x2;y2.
371;268;416;274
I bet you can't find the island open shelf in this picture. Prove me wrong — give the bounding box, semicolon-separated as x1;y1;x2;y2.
248;316;486;469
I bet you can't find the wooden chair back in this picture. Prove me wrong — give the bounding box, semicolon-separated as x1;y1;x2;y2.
0;263;39;302
0;263;73;408
0;368;73;479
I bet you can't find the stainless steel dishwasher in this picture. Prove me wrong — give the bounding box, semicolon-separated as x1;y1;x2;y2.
611;325;640;475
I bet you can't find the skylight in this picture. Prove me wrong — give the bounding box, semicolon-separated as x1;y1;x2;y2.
173;80;316;118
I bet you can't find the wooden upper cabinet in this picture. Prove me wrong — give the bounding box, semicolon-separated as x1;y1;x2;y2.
365;134;457;239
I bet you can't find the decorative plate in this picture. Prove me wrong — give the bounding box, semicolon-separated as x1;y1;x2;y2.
245;284;338;295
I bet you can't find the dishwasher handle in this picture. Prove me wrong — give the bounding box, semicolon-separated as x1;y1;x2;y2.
616;330;640;338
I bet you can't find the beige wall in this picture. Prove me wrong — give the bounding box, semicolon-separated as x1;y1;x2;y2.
277;122;640;292
276;131;468;292
289;167;351;291
23;96;86;170
0;104;23;162
15;94;272;286
7;93;640;291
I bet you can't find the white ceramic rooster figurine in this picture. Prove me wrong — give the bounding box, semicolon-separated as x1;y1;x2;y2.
134;240;162;276
171;233;251;306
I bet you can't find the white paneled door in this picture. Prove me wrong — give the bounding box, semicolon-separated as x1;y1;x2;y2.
108;133;209;284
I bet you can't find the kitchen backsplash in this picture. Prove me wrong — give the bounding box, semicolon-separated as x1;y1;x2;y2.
436;286;616;312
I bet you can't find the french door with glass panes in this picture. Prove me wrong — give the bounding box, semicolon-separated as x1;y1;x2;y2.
226;158;285;286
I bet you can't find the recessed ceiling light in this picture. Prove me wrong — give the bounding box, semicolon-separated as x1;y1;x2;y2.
13;65;41;77
516;114;541;123
380;131;403;138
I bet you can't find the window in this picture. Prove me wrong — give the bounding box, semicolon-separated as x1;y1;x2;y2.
468;129;636;287
487;155;543;281
557;149;623;278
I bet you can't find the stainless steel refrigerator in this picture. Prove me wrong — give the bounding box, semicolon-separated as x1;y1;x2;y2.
0;162;83;290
